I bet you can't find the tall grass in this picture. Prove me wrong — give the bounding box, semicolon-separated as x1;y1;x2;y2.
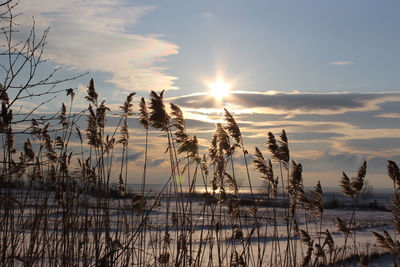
0;2;396;266
0;77;390;266
373;160;400;266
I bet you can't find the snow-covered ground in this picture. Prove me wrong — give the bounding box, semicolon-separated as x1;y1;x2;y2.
0;187;396;266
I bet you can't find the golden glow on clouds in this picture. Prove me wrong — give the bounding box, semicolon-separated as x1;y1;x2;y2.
209;78;230;100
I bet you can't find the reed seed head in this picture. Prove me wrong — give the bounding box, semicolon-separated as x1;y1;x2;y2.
85;78;98;105
120;92;135;117
223;108;242;146
388;160;400;188
149;90;170;132
138;97;149;129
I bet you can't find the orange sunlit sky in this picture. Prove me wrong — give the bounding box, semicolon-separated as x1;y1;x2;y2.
2;0;400;188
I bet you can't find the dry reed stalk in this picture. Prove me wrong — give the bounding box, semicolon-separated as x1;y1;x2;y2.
338;161;367;261
372;160;400;265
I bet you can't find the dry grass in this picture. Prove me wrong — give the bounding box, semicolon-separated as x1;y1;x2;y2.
2;79;392;266
0;2;398;266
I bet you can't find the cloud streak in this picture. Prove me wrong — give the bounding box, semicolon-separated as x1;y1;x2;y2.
171;91;400;116
330;61;355;65
375;113;400;119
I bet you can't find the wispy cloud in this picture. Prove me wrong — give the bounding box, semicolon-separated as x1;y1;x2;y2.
375;113;400;119
171;91;400;116
167;91;400;177
116;152;143;162
15;0;179;92
200;11;214;19
335;137;400;154
330;61;355;65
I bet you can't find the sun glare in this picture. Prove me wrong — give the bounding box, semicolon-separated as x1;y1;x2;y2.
209;78;230;100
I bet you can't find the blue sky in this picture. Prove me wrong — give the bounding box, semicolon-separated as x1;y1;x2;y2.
137;0;400;95
3;0;400;188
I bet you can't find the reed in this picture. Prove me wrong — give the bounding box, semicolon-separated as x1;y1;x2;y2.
0;2;395;266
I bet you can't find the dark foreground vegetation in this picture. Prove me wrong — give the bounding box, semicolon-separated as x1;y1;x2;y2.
1;1;400;266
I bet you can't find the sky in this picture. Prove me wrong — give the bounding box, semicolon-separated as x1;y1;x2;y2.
2;0;400;188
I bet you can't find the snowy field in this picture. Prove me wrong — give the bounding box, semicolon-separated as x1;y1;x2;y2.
0;186;396;266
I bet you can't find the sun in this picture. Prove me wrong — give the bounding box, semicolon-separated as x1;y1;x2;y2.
209;78;230;100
